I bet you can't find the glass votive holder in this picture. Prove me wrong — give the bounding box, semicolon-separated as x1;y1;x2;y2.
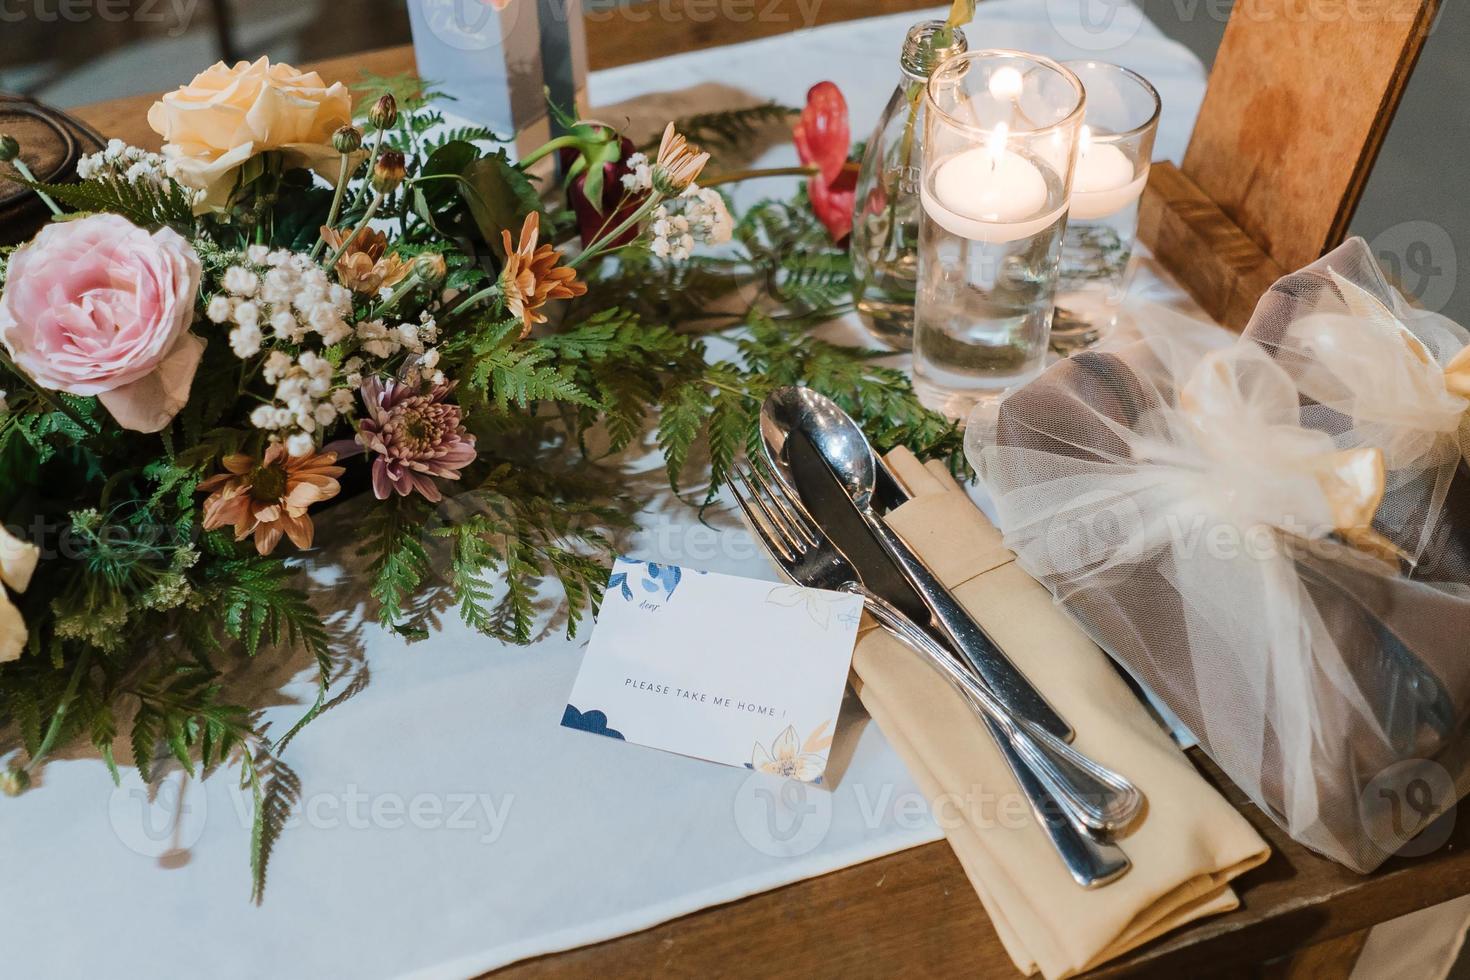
914;50;1086;420
1051;61;1160;353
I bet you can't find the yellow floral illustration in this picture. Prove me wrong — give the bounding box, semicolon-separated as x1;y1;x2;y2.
749;721;833;782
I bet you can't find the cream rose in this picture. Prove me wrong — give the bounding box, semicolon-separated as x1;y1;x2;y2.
0;526;38;664
147;57;355;212
0;525;39;595
0;592;25;664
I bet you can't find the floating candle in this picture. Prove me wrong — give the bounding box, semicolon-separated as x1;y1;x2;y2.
921;124;1065;243
1070;127;1149;221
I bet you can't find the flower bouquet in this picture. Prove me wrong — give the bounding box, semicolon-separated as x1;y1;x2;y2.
0;62;957;897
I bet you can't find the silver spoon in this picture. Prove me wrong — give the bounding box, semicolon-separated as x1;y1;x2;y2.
759;385;1143;833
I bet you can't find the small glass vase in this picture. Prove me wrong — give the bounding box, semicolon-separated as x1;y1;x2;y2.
849;20;968;352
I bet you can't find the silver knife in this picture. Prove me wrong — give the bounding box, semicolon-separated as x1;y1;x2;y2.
774;426;1073;742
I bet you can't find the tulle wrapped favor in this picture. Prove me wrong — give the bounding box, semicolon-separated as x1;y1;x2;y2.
972;238;1470;872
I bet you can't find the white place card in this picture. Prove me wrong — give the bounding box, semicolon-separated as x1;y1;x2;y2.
561;557;864;782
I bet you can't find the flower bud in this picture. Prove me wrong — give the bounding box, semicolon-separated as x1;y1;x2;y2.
0;135;19;163
414;252;447;285
368;94;398;131
370;150;406;194
333;125;363;154
0;767;29;797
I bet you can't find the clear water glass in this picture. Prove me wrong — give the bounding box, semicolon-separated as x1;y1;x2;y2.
914;51;1086;419
849;20;968;351
1051;61;1160;353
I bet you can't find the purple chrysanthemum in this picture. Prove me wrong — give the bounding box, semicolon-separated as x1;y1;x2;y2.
356;376;477;502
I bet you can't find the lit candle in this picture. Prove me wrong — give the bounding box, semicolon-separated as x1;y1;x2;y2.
921;124;1065;243
1070;126;1148;221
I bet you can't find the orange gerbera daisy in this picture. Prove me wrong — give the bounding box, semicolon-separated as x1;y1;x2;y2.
198;444;345;556
651;122;709;194
499;212;587;337
320;225;411;293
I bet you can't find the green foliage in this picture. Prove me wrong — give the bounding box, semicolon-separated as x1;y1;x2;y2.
13;176;196;230
359;495;434;635
536;308;706;452
658;102;797;156
412;142;541;254
431;464;630;643
738;312;967;471
199;550;330;662
129;663;253;781
465;317;600;411
352;71;446;116
737;195;855;313
244;751;300;904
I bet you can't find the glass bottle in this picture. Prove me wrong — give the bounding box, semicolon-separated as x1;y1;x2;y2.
850;20;969;351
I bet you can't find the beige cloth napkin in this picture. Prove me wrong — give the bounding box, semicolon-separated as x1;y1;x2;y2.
850;448;1270;979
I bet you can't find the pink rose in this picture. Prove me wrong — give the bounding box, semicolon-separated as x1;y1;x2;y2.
0;214;204;433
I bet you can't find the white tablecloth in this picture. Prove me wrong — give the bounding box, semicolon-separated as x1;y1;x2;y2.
0;4;1207;977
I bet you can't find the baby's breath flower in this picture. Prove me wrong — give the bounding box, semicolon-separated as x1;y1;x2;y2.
222;266;258;297
621;152;653;193
285;432;315;457
74;139;175;194
647;185;733;260
229;322;263;358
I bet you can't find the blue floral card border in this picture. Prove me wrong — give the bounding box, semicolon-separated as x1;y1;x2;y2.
560;556;863;782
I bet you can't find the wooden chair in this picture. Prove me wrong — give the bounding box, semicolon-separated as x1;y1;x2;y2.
1138;0;1443;329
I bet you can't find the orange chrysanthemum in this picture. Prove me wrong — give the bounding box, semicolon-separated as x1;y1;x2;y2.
499;212;587;337
320;225;411;293
198;444;345;556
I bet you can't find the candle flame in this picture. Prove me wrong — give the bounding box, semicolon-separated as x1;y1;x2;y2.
986;122;1009;163
988;66;1023;101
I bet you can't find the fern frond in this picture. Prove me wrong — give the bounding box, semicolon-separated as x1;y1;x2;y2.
657;102;797;155
13;176;195;229
359;495;434;629
247;752;301;905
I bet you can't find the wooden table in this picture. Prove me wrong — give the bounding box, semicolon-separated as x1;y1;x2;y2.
65;16;1470;980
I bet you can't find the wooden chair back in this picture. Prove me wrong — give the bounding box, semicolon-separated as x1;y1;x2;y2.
1139;0;1441;328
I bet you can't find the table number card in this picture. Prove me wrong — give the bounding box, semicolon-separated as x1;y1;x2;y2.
562;558;864;782
406;0;549;155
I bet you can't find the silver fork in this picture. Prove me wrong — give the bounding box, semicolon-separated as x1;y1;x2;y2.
730;460;1134;888
731;459;1142;833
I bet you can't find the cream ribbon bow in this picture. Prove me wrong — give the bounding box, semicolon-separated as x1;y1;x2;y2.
1176;347;1400;565
1331;270;1470;406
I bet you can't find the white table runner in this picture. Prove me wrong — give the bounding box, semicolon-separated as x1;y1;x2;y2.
0;4;1207;977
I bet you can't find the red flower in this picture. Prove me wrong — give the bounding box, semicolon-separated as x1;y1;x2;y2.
562;134;647;249
793;82;856;242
